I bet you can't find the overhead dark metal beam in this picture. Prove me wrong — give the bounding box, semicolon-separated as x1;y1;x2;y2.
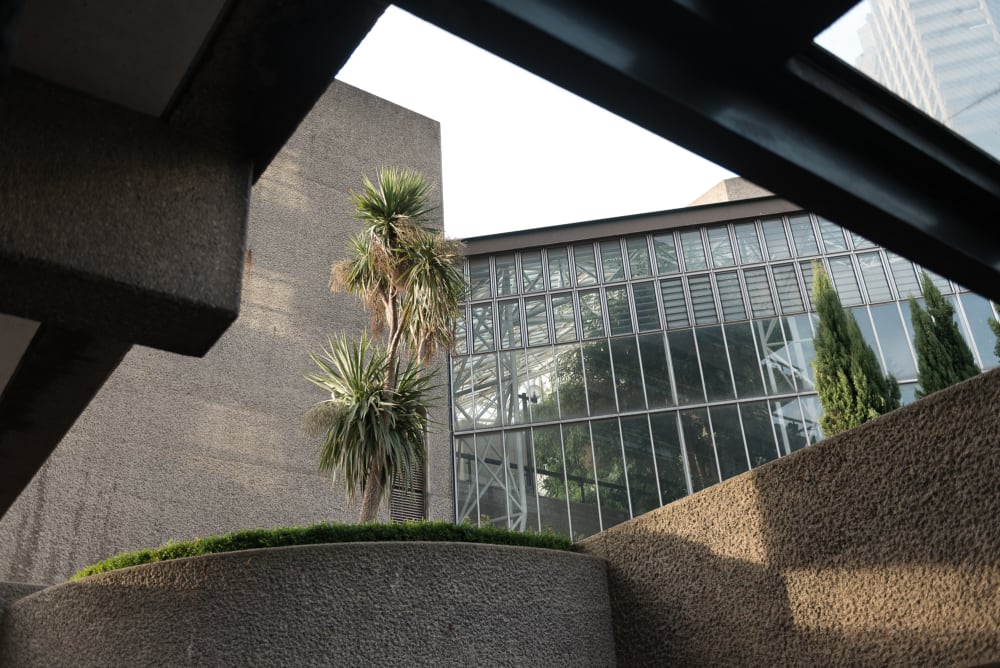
397;0;1000;302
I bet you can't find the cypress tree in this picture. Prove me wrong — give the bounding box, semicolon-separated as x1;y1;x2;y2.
989;305;1000;359
812;268;900;436
909;272;979;398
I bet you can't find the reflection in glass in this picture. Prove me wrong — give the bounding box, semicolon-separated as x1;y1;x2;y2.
521;250;544;293
697;326;735;401
454;309;468;355
471;304;494;352
579;289;605;339
851;307;884;373
899;382;918;406
476;433;508;526
638;333;673;407
740;400;778;468
771;398;807;455
621;416;659;515
591;418;629;526
800;260;818;309
653;233;680;274
472;353;500;429
469;257;492;299
606;286;633;335
584;340;616;416
453;357;474;431
575;243;599;286
526;348;557;423
495;254;517;296
772;263;804;313
817;217;846;252
850;232;876;250
498;300;522;349
716;271;746;321
761;218;791;260
626;236;652;278
680;408;719;492
668;329;705;404
524;296;549;346
455;435;478;523
688;274;719;325
869;303;916;379
498;350;528;426
601;240;625;282
551;294;577;343
504;430;536;530
734;222;763;264
886;252;920;299
799;395;823;445
784;315;816;391
830;256;863;306
707;226;735;267
562;422;601;538
632;281;662;331
959;293;1000;369
858;252;892;303
923;268;952;293
711;405;748;481
744;267;776;317
788;214;819;256
650;412;688;503
611;337;646;412
660;278;690;328
725;322;765;399
530;425;571;537
554;344;587;419
680;229;708;270
754;319;795;395
547;247;571;289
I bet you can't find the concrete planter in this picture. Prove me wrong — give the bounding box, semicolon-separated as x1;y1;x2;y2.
0;542;613;667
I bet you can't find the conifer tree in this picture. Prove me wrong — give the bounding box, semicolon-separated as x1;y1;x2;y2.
989;305;1000;359
909;272;979;398
812;268;900;435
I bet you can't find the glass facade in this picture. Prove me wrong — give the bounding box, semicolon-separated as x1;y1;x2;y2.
451;211;1000;539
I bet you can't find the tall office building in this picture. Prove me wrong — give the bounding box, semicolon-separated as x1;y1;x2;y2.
450;183;1000;539
857;0;1000;158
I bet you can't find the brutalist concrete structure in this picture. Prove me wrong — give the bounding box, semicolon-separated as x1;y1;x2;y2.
0;80;454;584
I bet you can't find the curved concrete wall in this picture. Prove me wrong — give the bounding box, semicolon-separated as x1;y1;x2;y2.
0;543;614;667
579;367;1000;666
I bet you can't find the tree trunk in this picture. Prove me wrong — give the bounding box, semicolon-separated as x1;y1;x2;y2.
358;460;384;522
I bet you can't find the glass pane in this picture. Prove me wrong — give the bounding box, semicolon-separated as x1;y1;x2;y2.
498;350;528;425
668;329;705;405
660;278;690;328
554;344;587;419
632;281;662;332
583;340;616;416
726;322;765;399
829;256;863;306
734;222;763;264
650;412;688;503
475;433;507;526
504;429;536;531
800;260;819;309
468;257;492;299
740;400;779;468
591;418;629;527
579;289;605;339
455;435;478;523
959;293;1000;369
887;252;920;299
526;348;558;423
551;294;577;343
626;236;652;279
454;309;468;355
850;232;876;250
754;319;795;395
788;214;819;256
900;382;918;406
562;422;601;538
744;267;776;317
472;353;500;429
680;408;719;492
817;216;847;252
471;304;495;352
652;233;680;274
784;314;816;392
696;326;734;401
851;307;884;373
452;357;474;431
498;300;522;349
710;405;748;481
869;303;917;379
638;333;673;407
799;395;823;445
600;240;625;283
858;252;893;303
771;398;807;455
611;336;646;412
716;271;747;321
606;286;633;336
547;247;572;290
574;243;599;286
761;218;791;260
922;268;952;294
680;229;708;270
772;263;805;313
530;425;570;537
621;416;659;516
524;296;549;346
495;254;517;296
707;226;735;267
688;274;719;325
521;250;544;293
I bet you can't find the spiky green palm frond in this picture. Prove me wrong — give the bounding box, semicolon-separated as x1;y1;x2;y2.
398;231;467;362
303;334;431;503
349;167;435;243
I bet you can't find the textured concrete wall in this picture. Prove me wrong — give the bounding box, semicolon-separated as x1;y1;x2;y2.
0;543;614;667
579;367;1000;666
0;583;44;619
0;80;454;583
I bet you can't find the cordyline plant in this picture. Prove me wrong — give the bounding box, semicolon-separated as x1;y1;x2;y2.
305;167;465;522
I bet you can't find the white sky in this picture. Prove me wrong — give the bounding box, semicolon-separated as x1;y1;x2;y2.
338;5;870;239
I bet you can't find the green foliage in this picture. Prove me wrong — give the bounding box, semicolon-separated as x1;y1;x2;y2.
304;333;432;503
990;305;1000;358
72;521;572;580
812;267;900;435
909;272;979;398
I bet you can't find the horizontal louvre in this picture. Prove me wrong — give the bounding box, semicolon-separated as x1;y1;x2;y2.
688;275;718;324
390;460;426;522
772;264;804;313
660;278;690;328
744;267;776;317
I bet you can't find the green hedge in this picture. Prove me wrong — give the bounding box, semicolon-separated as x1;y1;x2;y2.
72;521;572;580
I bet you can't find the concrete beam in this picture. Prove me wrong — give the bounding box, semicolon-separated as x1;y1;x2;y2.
0;72;251;356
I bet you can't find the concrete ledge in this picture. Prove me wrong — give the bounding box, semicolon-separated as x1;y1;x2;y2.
579;367;1000;666
0;542;614;666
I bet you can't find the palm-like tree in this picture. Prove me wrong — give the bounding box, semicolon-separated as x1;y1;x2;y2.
314;167;465;521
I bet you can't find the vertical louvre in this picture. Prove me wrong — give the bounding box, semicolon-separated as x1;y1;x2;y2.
744;268;776;316
390;459;426;522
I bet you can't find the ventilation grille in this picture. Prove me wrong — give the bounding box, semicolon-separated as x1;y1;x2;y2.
389;461;426;523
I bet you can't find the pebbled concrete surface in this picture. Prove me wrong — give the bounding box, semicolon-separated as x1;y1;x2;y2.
0;543;614;667
0;582;45;619
579;367;1000;667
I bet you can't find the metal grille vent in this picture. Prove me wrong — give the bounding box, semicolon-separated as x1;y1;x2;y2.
389;460;426;523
